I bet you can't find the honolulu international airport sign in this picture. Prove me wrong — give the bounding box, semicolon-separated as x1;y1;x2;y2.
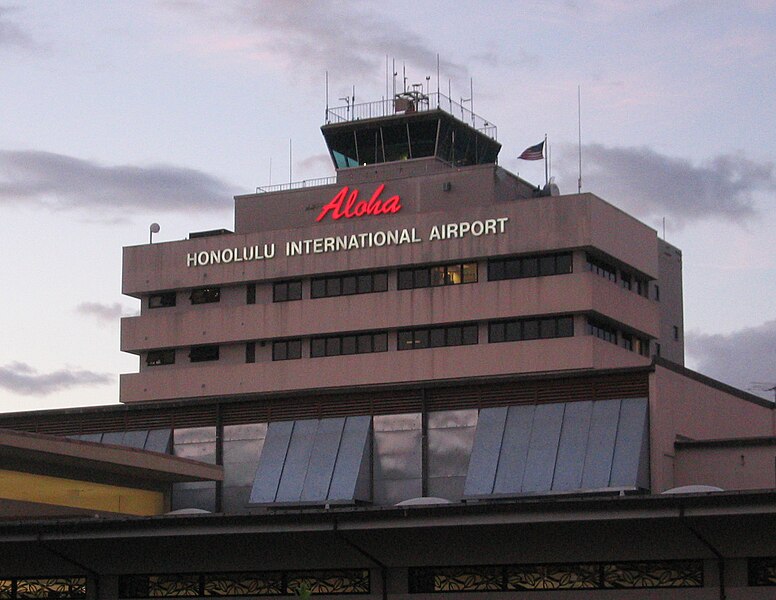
186;217;510;267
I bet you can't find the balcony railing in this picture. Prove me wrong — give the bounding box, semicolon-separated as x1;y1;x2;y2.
255;176;336;194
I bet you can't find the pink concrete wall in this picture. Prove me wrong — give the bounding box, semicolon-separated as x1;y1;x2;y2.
120;336;650;403
649;365;776;492
675;443;776;490
121;268;659;353
123;192;659;297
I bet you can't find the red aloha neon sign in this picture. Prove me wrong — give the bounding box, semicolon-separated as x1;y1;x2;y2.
315;183;401;222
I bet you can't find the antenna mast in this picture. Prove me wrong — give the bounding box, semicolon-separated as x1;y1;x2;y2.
578;85;582;194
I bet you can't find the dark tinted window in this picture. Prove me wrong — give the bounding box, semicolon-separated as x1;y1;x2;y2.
149;292;176;309
190;287;220;304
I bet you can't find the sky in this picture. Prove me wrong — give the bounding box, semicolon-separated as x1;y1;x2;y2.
1;0;775;412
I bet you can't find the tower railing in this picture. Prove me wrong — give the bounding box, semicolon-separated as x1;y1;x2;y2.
325;92;497;140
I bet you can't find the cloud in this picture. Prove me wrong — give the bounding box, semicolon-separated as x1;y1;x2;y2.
0;6;34;49
556;144;775;226
686;319;776;401
166;0;466;83
0;150;233;215
0;362;113;396
76;302;137;323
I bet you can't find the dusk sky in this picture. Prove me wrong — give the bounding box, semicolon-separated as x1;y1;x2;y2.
1;0;775;412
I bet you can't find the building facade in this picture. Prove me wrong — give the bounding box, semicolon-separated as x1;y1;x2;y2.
1;93;775;599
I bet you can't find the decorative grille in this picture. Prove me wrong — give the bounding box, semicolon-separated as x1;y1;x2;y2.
0;577;87;599
119;569;369;597
409;560;702;593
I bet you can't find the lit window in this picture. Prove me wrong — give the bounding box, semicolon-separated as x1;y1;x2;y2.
398;263;477;290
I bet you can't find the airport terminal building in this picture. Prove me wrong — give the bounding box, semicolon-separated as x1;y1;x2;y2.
1;92;776;599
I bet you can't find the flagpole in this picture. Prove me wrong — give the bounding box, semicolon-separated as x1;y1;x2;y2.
544;133;548;187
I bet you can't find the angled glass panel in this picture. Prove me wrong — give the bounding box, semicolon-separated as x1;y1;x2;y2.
249;420;295;503
493;404;535;495
463;406;508;497
301;417;346;502
122;430;149;449
552;401;593;491
275;420;319;502
521;402;565;493
329;415;372;502
581;399;621;489
101;431;125;445
610;398;649;489
145;429;172;453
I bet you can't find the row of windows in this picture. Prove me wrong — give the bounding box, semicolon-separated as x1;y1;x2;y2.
489;316;574;343
488;252;572;281
311;272;388;298
145;318;651;365
398;324;479;350
311;332;388;357
586;253;651;299
150;252;653;309
398;262;478;289
588;318;650;357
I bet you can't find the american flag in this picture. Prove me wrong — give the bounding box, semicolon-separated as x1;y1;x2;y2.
518;141;544;161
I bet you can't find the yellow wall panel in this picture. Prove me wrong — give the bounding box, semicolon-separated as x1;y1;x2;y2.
0;469;164;516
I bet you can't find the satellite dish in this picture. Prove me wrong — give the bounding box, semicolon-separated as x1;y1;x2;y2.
149;222;160;243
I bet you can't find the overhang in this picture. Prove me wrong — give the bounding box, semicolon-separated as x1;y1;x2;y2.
0;428;223;484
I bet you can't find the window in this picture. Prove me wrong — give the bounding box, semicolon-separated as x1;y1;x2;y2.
246;284;256;304
489;316;573;343
273;280;302;302
620;271;649;297
587;318;618;344
586;254;617;282
488;253;572;281
190;287;220;304
398;324;478;350
311;271;388;299
146;349;175;366
311;332;388;357
189;345;219;362
245;342;256;363
272;339;302;361
654;284;661;301
148;292;176;309
398;262;477;290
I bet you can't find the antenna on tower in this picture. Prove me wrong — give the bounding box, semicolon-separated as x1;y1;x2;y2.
436;54;440;107
325;71;329;123
578;85;583;194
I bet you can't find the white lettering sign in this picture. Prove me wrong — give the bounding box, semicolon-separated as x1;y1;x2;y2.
186;217;509;267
